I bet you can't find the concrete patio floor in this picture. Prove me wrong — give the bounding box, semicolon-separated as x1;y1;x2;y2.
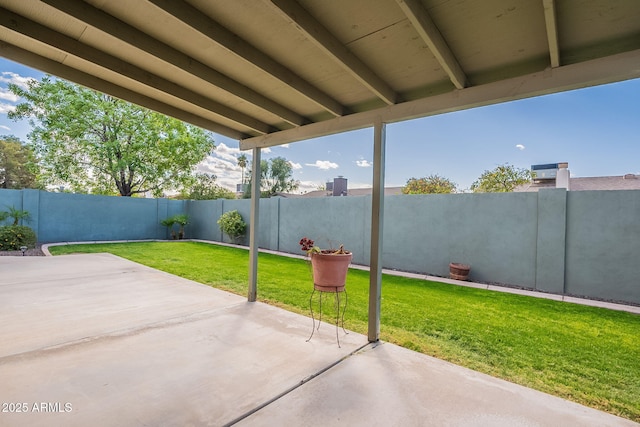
0;254;637;427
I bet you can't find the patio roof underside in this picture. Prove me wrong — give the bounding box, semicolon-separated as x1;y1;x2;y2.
1;0;639;150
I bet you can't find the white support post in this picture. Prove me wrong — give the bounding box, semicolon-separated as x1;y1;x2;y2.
248;147;261;302
368;118;386;342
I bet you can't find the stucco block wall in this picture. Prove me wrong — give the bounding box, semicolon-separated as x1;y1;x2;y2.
565;190;640;304
187;198;278;248
383;193;539;286
0;190;185;242
187;199;223;242
535;189;567;293
0;189;24;221
278;196;371;264
38;192;184;242
2;188;639;305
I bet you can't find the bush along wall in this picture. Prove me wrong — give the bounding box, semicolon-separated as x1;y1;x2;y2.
0;225;37;251
0;205;36;251
217;210;246;244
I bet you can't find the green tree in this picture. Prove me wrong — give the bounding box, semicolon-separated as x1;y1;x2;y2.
181;173;235;200
471;164;532;193
0;136;40;189
244;156;299;198
402;175;457;194
9;76;214;196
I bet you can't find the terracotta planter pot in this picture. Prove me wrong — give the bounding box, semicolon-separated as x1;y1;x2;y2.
310;252;353;292
449;262;471;281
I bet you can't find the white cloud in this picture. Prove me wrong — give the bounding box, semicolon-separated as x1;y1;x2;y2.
213;142;241;162
0;72;35;90
0;103;16;114
189;139;302;193
194;143;248;191
200;155;237;173
305;160;338;170
195;156;240;192
0;88;19;103
0;125;10;131
516;144;525;150
356;159;372;167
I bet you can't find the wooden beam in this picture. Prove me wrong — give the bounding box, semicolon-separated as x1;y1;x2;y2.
147;0;345;117
543;0;561;68
39;0;307;127
0;41;247;139
395;0;467;89
267;0;398;105
368;118;385;343
240;48;640;149
0;8;272;135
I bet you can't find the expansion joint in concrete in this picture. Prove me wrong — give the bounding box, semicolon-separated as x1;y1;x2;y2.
222;341;374;426
0;306;241;364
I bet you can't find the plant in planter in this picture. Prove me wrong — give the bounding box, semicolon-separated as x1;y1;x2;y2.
217;210;246;244
173;214;189;239
160;216;177;240
161;213;189;240
160;214;189;240
299;237;352;292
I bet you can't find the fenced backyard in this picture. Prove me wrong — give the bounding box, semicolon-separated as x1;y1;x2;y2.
2;188;640;305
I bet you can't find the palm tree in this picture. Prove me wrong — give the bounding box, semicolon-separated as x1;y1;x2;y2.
160;217;177;240
7;206;31;226
237;154;247;186
173;214;189;240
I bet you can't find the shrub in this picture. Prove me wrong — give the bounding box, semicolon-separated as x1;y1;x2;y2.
0;225;37;251
217;210;246;244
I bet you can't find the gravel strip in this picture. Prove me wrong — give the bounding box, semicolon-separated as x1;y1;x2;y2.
0;244;45;256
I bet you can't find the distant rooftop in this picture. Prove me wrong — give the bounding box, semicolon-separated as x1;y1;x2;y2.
277;187;404;198
516;174;640;192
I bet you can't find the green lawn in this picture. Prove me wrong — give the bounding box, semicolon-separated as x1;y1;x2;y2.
50;241;640;422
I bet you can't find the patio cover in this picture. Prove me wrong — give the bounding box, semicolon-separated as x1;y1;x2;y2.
1;0;640;341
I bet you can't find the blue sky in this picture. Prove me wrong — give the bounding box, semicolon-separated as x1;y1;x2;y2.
1;57;639;193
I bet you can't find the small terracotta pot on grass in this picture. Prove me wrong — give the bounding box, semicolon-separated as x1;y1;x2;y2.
449;262;471;281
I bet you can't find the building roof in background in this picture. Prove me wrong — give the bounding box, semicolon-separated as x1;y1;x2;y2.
276;187;404;198
515;174;640;192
